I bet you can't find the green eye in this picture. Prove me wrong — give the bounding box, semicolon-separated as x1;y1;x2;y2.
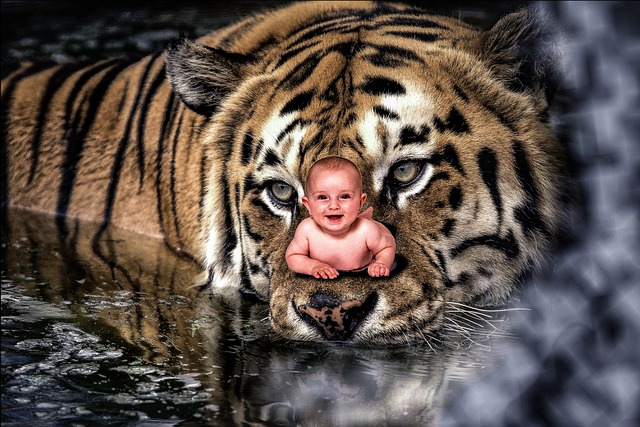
269;181;295;204
392;161;421;184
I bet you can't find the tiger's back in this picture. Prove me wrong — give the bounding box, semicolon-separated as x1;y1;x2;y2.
1;1;566;344
2;51;207;257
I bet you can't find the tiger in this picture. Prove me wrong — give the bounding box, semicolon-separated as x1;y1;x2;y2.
1;1;566;345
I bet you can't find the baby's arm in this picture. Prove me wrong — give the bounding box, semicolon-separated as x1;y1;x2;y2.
365;220;396;277
286;221;339;279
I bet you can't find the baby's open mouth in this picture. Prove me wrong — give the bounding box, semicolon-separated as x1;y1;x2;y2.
326;215;343;221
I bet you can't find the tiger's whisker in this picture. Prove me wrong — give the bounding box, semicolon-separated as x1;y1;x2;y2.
445;301;529;313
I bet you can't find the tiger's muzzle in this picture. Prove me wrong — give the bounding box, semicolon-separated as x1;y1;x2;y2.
294;292;379;341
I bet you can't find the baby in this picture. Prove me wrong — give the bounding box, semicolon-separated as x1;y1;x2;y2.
286;156;396;279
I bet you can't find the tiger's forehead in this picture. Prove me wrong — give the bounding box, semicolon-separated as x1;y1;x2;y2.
254;75;437;185
258;6;476;72
246;9;478;184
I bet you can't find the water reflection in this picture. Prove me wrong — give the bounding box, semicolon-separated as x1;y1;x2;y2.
2;211;512;425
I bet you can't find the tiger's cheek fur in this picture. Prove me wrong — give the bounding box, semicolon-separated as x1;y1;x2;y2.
238;194;294;298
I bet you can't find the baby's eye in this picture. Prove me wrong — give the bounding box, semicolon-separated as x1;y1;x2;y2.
340;194;352;199
317;195;328;200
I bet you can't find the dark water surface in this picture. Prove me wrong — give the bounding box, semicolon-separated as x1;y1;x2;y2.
1;211;515;425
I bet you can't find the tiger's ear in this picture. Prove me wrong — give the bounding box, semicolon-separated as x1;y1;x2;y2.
473;7;562;112
165;38;253;116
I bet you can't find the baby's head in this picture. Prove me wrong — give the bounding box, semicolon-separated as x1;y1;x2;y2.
305;156;362;194
303;156;367;234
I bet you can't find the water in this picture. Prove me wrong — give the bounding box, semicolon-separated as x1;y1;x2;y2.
1;211;513;426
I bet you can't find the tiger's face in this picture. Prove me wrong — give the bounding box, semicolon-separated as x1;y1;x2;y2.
166;2;564;344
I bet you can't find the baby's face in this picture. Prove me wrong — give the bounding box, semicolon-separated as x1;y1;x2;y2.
302;168;366;236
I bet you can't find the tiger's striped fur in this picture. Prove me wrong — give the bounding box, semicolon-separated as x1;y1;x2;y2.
1;2;565;344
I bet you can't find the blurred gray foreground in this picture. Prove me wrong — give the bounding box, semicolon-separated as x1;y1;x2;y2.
442;2;640;426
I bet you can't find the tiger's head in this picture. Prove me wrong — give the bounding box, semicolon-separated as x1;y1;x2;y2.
165;2;565;344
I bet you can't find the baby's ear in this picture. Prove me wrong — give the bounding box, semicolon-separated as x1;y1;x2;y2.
360;193;367;208
301;196;310;211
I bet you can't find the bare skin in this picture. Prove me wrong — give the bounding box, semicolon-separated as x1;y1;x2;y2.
286;160;396;279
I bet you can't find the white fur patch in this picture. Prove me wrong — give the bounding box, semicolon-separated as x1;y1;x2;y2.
203;175;242;289
358;81;436;207
258;109;308;166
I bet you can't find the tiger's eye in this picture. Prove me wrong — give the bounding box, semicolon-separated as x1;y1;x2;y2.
270;181;295;202
392;161;420;184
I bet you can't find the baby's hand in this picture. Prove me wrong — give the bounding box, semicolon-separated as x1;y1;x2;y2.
311;263;339;279
368;261;390;277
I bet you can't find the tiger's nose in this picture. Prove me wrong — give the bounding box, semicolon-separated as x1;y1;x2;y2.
295;292;378;341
